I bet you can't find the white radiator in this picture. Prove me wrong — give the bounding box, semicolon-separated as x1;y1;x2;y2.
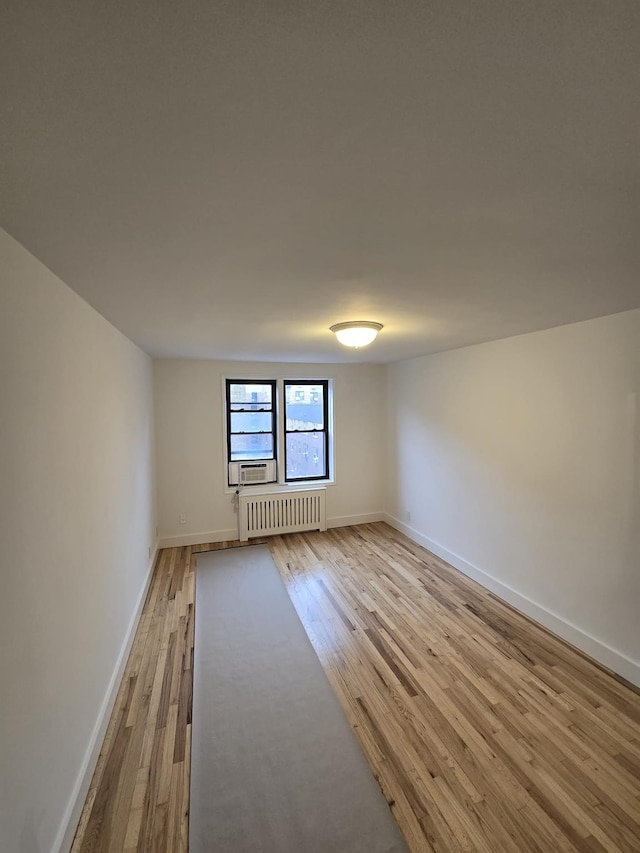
238;488;327;541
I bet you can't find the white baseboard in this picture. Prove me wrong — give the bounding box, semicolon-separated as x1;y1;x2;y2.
159;528;238;548
328;511;384;529
383;514;640;688
54;543;159;853
159;514;385;547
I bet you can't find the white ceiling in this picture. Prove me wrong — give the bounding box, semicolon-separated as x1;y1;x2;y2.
1;1;639;363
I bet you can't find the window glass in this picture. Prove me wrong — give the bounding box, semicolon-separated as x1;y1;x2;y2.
230;433;274;461
230;412;273;433
229;383;272;406
225;379;330;484
285;433;325;480
226;380;276;471
284;380;329;481
285;383;325;431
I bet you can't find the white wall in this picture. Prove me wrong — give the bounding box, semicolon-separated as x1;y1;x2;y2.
154;359;386;544
386;310;640;684
0;230;157;852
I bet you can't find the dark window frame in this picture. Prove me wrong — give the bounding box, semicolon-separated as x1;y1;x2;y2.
283;379;330;482
225;379;277;481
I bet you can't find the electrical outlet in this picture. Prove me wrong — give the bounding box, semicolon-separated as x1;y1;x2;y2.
148;545;152;559
405;510;411;522
179;514;186;525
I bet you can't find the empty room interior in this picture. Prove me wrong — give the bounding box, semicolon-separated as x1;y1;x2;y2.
1;2;639;852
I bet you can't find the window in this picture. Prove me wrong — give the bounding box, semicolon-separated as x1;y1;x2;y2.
226;380;277;465
284;380;329;481
224;378;332;486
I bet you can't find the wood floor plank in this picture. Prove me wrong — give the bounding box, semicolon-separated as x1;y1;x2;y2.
72;524;640;852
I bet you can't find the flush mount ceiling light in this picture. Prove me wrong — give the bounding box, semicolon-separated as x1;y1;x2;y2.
330;321;383;348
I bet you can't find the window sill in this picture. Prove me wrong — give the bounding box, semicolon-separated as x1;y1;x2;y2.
224;479;335;496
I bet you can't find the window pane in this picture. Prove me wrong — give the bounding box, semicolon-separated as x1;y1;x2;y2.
286;432;325;479
230;411;273;433
229;383;272;406
230;433;274;461
230;402;271;412
285;384;324;431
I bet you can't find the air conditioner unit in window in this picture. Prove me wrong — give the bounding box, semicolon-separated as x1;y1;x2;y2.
228;459;277;486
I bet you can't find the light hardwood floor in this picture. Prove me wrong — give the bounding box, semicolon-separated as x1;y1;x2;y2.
72;523;640;852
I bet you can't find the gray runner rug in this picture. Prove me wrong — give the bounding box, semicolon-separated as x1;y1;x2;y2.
191;544;408;853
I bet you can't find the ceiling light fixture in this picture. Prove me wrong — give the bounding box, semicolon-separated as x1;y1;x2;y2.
330;321;383;348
